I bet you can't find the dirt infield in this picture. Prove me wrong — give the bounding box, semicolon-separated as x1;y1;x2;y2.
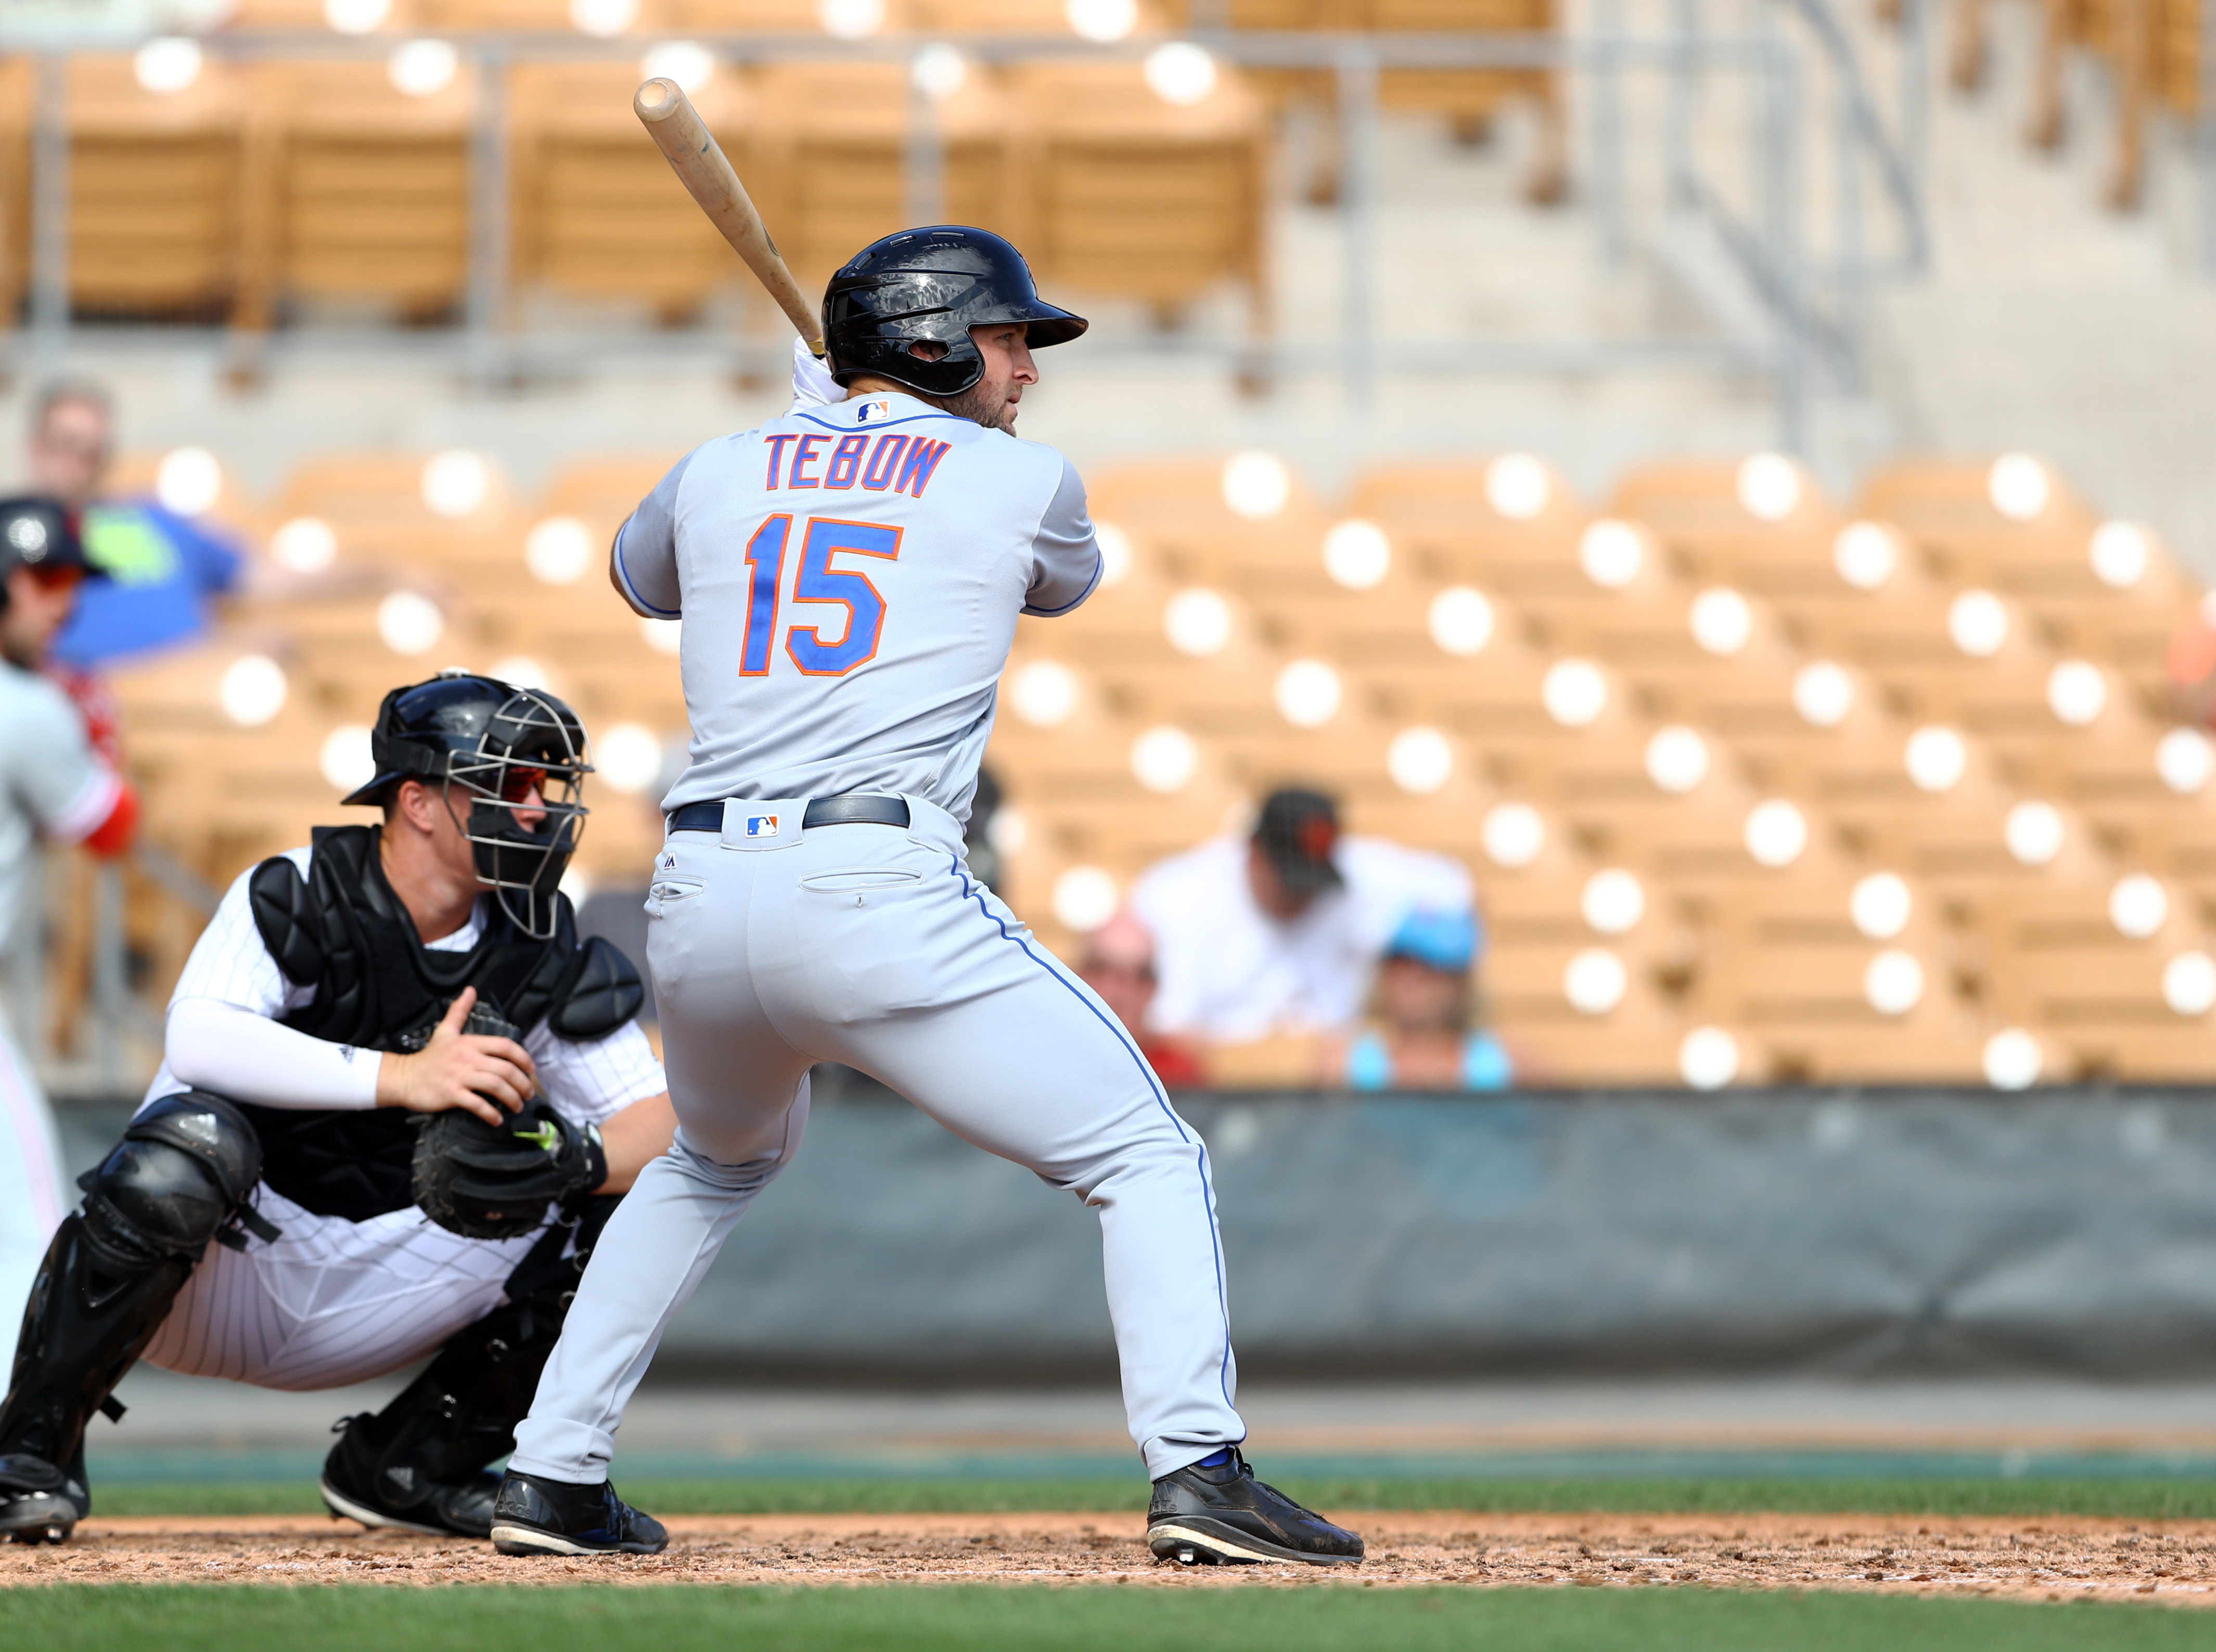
5;1510;2216;1604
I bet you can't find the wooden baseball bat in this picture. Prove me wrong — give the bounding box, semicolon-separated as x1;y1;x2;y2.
633;76;826;356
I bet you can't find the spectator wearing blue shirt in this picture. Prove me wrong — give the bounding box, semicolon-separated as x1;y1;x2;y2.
1332;908;1519;1092
25;380;243;670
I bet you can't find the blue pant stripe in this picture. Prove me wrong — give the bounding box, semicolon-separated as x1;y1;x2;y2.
945;856;1237;1408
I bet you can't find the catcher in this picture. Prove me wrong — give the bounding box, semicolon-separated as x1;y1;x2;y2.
0;671;676;1545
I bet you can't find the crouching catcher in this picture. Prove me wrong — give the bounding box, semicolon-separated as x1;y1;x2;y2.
0;671;677;1543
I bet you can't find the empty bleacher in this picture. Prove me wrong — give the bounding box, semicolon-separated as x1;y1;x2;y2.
0;0;1542;337
71;441;2215;1093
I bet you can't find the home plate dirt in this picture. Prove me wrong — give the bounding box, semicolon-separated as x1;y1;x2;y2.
6;1512;2216;1604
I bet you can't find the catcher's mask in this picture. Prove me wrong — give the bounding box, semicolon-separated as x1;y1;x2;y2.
344;669;592;939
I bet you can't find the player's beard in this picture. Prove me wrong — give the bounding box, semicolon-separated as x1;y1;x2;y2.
938;379;1017;434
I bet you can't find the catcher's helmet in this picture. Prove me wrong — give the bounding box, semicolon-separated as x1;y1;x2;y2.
0;497;93;607
344;670;592;938
822;225;1086;398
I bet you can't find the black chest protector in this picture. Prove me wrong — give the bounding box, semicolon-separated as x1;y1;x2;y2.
242;824;644;1222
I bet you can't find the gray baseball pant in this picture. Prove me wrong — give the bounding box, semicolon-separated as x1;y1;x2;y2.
507;794;1245;1483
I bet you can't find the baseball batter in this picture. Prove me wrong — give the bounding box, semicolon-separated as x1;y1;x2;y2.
0;673;677;1545
0;499;136;1371
494;227;1364;1569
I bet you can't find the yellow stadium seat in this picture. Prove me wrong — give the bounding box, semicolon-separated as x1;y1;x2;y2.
238;61;478;331
1001;60;1270;332
0;60;27;329
647;0;919;25
1856;456;2102;593
511;61;749;321
1610;457;1842;601
745;61;1012;295
1365;0;1566;203
65;56;245;319
1981;875;2206;1074
1482;936;1690;1083
1695;865;1987;1081
1349;457;1588;600
544;454;688;529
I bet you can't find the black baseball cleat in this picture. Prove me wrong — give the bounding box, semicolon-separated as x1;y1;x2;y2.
1147;1448;1364;1567
0;1453;87;1546
318;1413;501;1540
489;1469;668;1556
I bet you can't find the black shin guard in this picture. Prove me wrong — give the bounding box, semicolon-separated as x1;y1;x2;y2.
0;1092;262;1535
323;1197;618;1535
0;1217;192;1481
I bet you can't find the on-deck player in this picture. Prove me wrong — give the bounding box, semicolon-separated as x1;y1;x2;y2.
0;498;138;1370
0;672;676;1545
492;226;1365;1569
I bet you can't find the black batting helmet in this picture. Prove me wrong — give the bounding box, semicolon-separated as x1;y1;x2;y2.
344;669;592;939
822;225;1087;398
0;497;93;608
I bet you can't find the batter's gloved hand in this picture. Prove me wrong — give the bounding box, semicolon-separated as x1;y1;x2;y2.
412;1099;608;1241
787;336;841;412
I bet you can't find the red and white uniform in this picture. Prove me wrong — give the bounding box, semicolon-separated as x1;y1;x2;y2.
0;660;134;1367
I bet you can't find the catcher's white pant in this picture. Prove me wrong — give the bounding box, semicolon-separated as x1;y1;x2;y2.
139;1186;546;1391
510;796;1245;1485
0;1006;66;1372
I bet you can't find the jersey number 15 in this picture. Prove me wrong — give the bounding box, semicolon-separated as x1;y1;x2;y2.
740;515;901;678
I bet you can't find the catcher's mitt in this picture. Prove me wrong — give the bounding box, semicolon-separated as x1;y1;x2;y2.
412;1099;607;1240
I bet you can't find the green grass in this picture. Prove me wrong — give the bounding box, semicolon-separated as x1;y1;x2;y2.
88;1475;2216;1520
4;1584;2212;1652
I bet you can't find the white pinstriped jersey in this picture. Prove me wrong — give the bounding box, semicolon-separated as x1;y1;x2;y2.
132;844;668;1392
614;391;1101;825
144;846;667;1128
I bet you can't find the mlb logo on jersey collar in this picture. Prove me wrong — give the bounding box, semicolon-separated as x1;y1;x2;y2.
853;399;895;424
719;798;806;851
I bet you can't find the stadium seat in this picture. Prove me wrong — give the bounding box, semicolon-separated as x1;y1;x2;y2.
1001;61;1270;332
1981;873;2207;1075
1366;0;1567;204
65;56;245;319
1610;457;1842;603
0;59;27;329
1481;934;1690;1083
106;450;265;543
1856;456;2103;593
745;61;1013;294
1696;865;1986;1080
914;0;1171;30
511;61;748;322
648;0;919;25
1348;457;1588;600
237;60;478;331
1090;455;1328;549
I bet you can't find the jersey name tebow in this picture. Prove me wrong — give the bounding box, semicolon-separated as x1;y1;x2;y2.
763;431;951;497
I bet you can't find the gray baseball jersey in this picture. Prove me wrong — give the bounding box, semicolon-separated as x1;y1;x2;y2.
514;393;1249;1489
612;392;1100;824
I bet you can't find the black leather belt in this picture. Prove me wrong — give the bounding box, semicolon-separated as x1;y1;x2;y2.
667;795;911;835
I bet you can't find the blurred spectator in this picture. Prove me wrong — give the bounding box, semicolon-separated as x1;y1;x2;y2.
1326;909;1517;1092
1127;787;1474;1045
27;380;245;670
1077;912;1207;1087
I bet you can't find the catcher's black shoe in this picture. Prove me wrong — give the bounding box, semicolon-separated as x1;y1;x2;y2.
489;1469;668;1556
0;1452;87;1546
319;1413;501;1540
1147;1448;1364;1567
